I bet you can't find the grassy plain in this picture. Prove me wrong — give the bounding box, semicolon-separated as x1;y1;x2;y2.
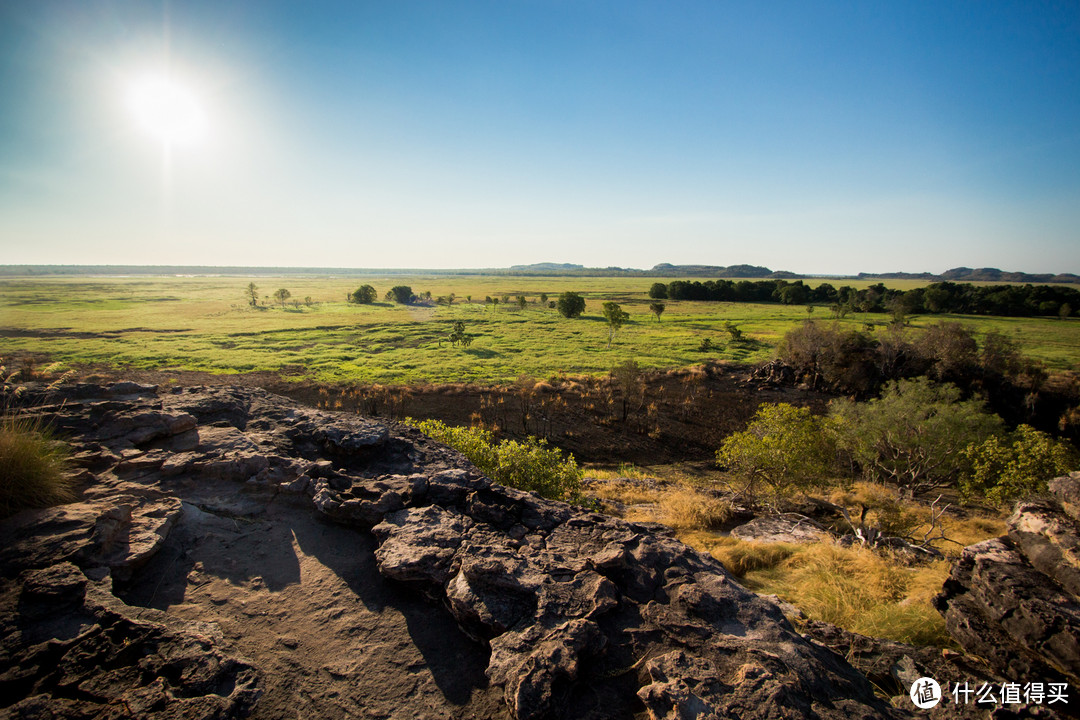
2;275;1078;384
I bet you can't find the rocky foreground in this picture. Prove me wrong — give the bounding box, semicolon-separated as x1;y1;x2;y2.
0;383;1076;719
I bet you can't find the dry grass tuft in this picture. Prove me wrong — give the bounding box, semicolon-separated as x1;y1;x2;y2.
0;415;75;517
658;489;733;531
711;539;799;575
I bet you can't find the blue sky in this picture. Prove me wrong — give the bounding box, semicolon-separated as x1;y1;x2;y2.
2;1;1078;274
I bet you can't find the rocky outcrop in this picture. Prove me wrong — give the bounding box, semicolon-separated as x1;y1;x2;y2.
934;472;1080;705
2;383;906;719
730;512;831;544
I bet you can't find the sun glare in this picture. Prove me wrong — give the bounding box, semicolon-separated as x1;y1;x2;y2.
127;73;207;146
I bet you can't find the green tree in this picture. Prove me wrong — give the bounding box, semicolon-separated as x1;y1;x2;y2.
716;403;837;504
831;377;1004;497
556;292;586;318
649;301;665;322
446;320;472;347
350;285;377;304
389;285;414;304
273;288;291;308
602;301;630;348
960;425;1078;505
648;283;668;299
517;295;527;310
246;282;259;307
540;293;548;304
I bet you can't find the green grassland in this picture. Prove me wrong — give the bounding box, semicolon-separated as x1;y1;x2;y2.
2;275;1078;384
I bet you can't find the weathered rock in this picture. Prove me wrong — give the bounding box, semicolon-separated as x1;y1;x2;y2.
730;512;831;544
0;562;260;719
0;495;182;583
934;475;1080;704
3;383;909;720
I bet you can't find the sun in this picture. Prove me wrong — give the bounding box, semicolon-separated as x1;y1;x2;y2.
127;72;207;146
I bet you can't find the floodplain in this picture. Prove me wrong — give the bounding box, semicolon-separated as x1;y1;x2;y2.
2;274;1078;385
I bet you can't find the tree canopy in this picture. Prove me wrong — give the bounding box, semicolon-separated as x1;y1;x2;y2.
831;378;1004;497
556;292;586;318
602;301;630;348
349;284;377;304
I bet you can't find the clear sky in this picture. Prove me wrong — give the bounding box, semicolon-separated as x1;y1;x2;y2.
2;1;1079;274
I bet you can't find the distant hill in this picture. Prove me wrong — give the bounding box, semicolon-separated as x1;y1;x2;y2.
858;267;1080;285
649;263;776;278
2;263;1076;283
508;262;584;272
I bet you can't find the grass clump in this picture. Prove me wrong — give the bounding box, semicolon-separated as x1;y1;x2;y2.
0;415;74;517
407;418;582;501
715;539;952;647
658;488;733;531
709;539;799;576
587;480;662;507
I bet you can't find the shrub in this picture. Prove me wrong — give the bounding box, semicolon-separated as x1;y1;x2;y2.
389;285;414;304
556;292;586;319
0;416;74;517
407;418;582;501
830;377;1004;497
350;285;378;304
778;320;881;395
960;424;1078;505
716;403;838;504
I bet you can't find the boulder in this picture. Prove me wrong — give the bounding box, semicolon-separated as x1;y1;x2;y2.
934;474;1080;698
730;512;831;544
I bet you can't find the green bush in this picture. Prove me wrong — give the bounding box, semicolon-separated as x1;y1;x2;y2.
0;416;74;517
831;377;1003;497
961;424;1078;505
349;284;378;304
407;418;582;501
716;402;837;504
556;292;586;319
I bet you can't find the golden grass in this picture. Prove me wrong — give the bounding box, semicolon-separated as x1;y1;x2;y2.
657;488;733;531
0;415;75;517
676;531;964;647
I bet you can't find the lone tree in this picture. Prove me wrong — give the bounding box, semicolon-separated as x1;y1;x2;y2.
556;292;586;319
649;301;665;322
447;320;472;347
389;285;414;304
246;282;259;307
350;285;377;304
602;301;630;348
517;295;527;310
272;288;291;308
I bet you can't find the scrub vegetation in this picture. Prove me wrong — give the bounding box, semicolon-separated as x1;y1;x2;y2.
3;273;1078;648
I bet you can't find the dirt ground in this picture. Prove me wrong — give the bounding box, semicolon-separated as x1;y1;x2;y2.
120;493;509;720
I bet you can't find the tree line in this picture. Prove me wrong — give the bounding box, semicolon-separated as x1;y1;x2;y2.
649;279;1077;318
